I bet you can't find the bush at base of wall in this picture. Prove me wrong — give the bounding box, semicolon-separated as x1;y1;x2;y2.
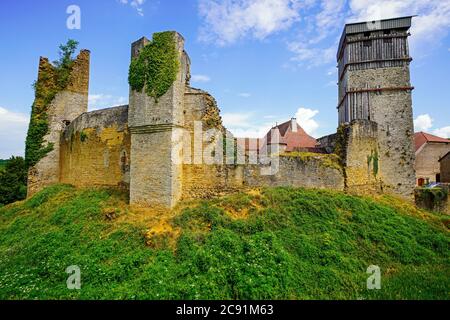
415;187;449;213
0;156;27;206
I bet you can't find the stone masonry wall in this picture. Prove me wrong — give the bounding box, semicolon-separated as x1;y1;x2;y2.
182;165;245;199
347;66;416;198
60;106;130;189
128;32;187;208
244;155;345;191
28;50;90;196
341;120;381;194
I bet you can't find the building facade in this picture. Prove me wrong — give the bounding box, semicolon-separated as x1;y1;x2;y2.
415;132;450;185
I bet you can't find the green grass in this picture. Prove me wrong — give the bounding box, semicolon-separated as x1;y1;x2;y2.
0;185;448;300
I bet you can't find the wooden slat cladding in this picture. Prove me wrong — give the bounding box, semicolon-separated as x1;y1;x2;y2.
338;30;411;81
337;29;412;124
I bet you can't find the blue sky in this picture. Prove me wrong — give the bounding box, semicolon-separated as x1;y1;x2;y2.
0;0;449;158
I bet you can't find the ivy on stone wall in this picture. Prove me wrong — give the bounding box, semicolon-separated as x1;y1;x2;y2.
128;32;179;102
80;131;88;142
25;40;79;168
367;149;379;178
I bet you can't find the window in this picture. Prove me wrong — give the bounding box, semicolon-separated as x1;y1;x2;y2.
436;174;441;183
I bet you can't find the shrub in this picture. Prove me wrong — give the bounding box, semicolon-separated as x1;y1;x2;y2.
0;156;27;206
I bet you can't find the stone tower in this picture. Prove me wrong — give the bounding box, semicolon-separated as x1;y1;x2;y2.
337;16;416;197
27;50;90;196
128;32;190;208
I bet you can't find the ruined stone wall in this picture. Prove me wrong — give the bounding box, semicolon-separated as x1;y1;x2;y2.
60;106;130;189
340;120;381;194
181;156;344;200
243;154;345;191
181;165;245;199
180;87;240;199
180;87;345;198
416;143;450;183
28;50;90;196
128;32;188;208
317;133;337;154
346;66;416;197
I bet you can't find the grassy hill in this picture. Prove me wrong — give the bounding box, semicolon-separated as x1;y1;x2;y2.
0;185;448;300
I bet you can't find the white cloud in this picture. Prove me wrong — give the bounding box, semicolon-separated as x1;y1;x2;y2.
286;0;346;68
119;0;146;16
238;92;252;98
348;0;450;50
0;107;29;158
287;42;336;67
222;112;284;138
414;114;450;138
433;126;450;138
414;114;433;132
222;109;321;138
222;112;254;128
191;74;211;83
198;0;450;67
88;94;127;111
295;107;319;136
310;0;346;43
198;0;302;45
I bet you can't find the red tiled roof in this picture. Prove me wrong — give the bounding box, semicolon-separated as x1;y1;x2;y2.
415;132;450;151
266;120;317;151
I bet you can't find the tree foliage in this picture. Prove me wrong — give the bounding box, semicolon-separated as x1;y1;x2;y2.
128;32;179;101
0;157;27;206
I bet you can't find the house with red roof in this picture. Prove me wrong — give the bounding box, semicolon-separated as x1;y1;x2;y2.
414;132;450;186
243;118;319;156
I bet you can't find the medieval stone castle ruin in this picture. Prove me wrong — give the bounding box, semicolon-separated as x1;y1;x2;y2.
27;16;417;209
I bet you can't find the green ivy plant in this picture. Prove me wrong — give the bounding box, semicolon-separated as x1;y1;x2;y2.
80;131;88;142
367;149;379;178
25;39;79;169
128;32;179;102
